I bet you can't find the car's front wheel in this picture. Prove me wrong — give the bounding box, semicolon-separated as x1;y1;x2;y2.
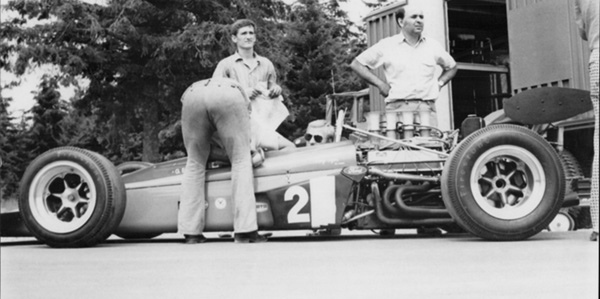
442;125;564;241
19;147;126;247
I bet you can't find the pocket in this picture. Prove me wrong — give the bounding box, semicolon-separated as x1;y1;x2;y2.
416;57;436;79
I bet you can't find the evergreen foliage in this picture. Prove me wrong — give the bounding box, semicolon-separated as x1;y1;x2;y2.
280;0;366;138
0;95;27;199
0;0;367;201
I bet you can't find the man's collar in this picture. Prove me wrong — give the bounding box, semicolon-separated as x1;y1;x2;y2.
233;51;258;61
397;32;426;44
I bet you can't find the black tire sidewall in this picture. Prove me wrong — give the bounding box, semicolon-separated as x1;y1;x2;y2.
442;125;564;240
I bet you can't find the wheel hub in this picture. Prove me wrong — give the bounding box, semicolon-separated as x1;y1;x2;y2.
470;145;545;220
29;161;97;234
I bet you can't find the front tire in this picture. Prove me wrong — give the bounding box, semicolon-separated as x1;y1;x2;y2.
442;125;564;241
19;147;126;247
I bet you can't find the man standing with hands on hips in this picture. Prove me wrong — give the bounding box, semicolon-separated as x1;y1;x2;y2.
351;3;457;138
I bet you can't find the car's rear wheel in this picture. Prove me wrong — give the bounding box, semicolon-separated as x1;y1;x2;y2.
442;125;564;241
19;147;126;247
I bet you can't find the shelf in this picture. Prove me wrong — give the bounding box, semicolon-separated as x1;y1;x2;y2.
456;62;509;73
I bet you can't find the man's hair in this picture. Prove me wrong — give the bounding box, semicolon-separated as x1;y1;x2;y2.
230;19;256;36
395;7;406;23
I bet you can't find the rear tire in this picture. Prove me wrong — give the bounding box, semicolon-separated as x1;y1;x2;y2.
556;150;591;230
19;147;126;247
442;125;564;241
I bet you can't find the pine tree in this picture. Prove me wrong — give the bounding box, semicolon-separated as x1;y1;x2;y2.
280;0;366;138
0;95;28;200
1;0;289;162
1;0;367;162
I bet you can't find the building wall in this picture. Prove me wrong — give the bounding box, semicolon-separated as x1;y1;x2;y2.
507;0;590;92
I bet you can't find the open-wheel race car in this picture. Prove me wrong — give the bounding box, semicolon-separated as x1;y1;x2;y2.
9;86;591;247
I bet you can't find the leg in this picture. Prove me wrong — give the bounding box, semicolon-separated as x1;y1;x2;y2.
208;86;258;234
177;85;212;236
589;51;599;240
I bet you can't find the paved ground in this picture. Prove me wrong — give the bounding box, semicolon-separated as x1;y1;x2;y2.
1;230;598;299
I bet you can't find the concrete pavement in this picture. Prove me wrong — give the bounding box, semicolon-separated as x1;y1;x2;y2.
1;230;598;299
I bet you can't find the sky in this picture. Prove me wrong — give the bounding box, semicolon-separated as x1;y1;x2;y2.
0;0;373;119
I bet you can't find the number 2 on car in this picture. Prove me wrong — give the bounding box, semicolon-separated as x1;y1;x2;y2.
284;176;336;228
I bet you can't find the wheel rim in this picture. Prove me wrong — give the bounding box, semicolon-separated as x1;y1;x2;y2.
470;145;546;220
28;161;97;234
547;212;574;231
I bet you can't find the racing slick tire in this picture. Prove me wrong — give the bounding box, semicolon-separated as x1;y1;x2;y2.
441;124;564;241
558;149;584;179
116;161;153;175
555;149;591;230
19;147;126;247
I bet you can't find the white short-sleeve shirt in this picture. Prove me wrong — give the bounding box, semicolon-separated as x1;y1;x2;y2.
356;33;456;102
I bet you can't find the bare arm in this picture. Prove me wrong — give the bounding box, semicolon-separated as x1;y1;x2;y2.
350;59;390;97
438;65;458;87
574;0;588;41
266;64;282;98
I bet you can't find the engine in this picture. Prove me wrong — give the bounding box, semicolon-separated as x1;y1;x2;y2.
339;110;484;231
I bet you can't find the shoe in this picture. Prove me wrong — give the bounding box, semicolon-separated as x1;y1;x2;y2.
234;231;268;243
591;231;598;242
379;229;396;237
184;234;207;244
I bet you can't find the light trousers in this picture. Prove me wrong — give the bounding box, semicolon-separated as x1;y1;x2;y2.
177;78;258;235
590;49;599;232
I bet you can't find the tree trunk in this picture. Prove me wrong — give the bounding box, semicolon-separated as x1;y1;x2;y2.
142;99;161;163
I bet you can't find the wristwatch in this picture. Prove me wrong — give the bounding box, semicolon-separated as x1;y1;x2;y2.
438;80;445;88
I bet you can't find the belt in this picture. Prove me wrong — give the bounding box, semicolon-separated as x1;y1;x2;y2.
388;99;434;103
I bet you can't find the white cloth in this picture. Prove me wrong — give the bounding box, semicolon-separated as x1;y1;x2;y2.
250;82;289;150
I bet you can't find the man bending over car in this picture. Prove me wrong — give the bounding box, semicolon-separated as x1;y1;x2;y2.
177;77;269;244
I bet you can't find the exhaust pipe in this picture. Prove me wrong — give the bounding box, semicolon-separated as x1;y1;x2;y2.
381;183;450;218
392;183;451;218
371;182;454;227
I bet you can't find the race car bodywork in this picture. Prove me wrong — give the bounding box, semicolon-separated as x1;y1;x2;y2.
117;141;356;235
11;87;589;247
